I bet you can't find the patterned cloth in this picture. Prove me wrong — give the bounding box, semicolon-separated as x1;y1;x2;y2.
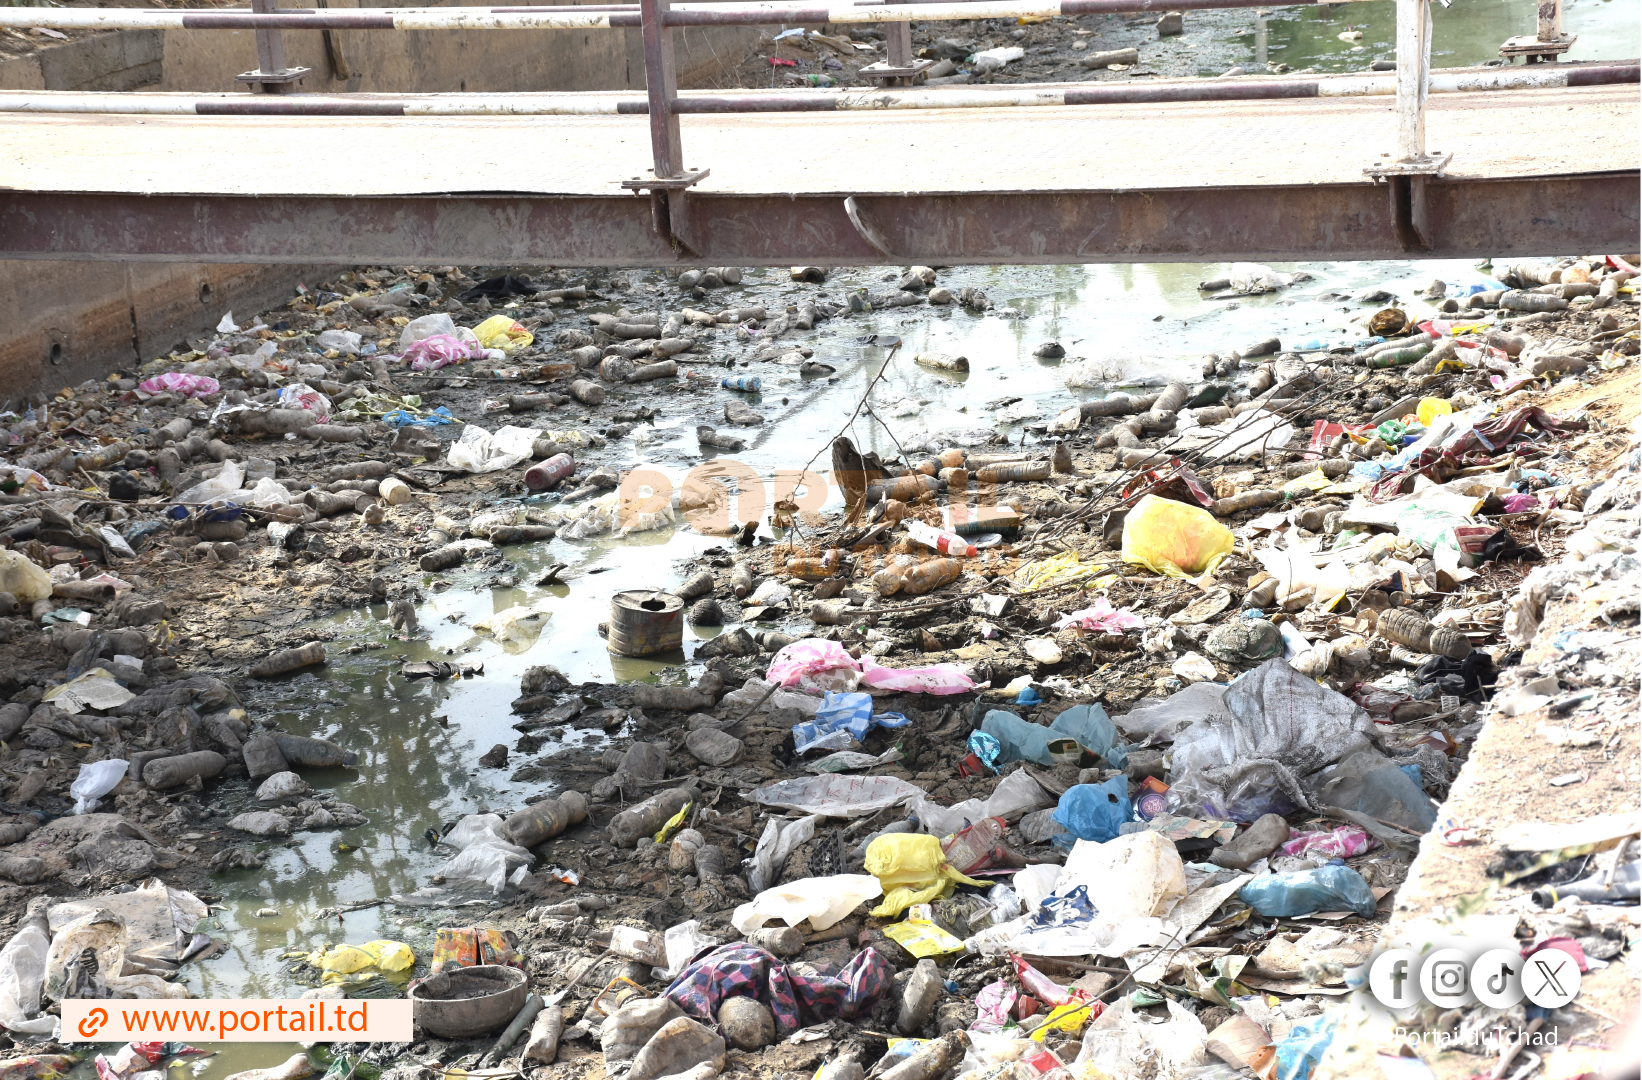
665;942;890;1035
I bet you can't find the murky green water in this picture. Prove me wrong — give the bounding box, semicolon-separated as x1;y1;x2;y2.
1224;0;1637;74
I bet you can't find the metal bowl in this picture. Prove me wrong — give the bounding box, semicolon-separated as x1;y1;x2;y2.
408;964;529;1038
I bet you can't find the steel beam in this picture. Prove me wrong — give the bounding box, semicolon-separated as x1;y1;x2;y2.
0;174;1633;265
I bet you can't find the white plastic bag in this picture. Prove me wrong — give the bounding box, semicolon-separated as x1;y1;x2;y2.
747;815;819;894
70;759;129;815
652;920;721;981
1112;682;1228;742
913;769;1052;835
315;330;362;355
748;579;791;606
439;814;533;894
0;920;57;1036
1074;998;1208;1079
731;874;882;935
472;606;551;652
175;459;246;505
400;313;481;352
972;45;1024;71
0;549;53;604
1013;864;1063;910
446;424;542;474
1058;832;1186;919
749;775;926;818
719;677;821;716
1227;262;1293;295
234;476;297;508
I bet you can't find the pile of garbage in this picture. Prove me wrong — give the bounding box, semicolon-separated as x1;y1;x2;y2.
0;254;1635;1080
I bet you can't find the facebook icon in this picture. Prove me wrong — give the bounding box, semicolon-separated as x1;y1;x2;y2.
1370;949;1422;1009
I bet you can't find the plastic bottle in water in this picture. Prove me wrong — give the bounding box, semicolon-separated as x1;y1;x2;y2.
721;375;762;392
904;520;978;557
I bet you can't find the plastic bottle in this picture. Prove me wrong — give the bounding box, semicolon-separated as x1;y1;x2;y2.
1377;608;1471;659
905;521;978;557
976;461;1051;483
608;786;696;847
248;642;326;678
503;791;589;848
1532;862;1640;907
609;925;665;965
525;454;575;492
1011;957;1071;1006
941;817;1021;875
747;926;805;956
730;564;753;598
897;959;943;1034
273;733;359;768
899;558;964;596
721;375;762;392
675;570;715;600
524;1004;564;1064
143;750;227;789
879;1032;968;1080
787;549;842;580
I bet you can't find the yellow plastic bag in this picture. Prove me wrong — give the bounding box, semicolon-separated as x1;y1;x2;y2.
865;834;984;917
1416;397;1453;426
472;314;533;353
1030;999;1095;1041
1120;494;1235;581
1280;469;1331;495
883;915;965;958
655;802;691;844
311;940;416;982
1012;550;1115;592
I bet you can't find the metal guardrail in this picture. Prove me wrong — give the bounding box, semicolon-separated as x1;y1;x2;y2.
0;0;1617;256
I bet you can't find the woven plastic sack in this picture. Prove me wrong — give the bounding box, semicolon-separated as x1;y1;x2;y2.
1121;494;1235;580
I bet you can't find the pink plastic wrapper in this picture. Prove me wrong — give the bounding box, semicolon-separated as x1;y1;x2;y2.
766;638;858;691
859;657;976;695
1279;825;1376;859
399;334;486;372
969;978;1018;1033
1501;492;1538;513
766;640;978;695
1053;596;1143;634
137;372;220;397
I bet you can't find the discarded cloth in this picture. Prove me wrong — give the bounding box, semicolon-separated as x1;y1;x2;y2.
666;942;890;1035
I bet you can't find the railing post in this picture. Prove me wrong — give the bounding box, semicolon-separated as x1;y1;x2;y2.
1394;0;1428;162
235;0;310;93
1501;0;1574;61
640;0;683;178
623;0;709;256
860;1;934;86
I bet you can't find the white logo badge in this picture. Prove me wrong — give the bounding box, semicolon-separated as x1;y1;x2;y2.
1470;949;1525;1009
1522;948;1581;1009
1369;948;1421;1009
1420;947;1476;1008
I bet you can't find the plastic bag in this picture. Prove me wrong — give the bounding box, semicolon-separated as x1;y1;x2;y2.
430;927;521;974
654;920;720;980
1228;262;1293;295
1279;825;1375;859
791;692;910;753
978;704;1127;770
767;638;861;693
865;834;985;917
1273;1014;1336;1080
315;329;362;355
1053;597;1142;634
446;423;542;474
400;312;476;351
69;759;128;815
0;919;57;1036
44;909;190;1002
1121;495;1235;581
1238;865;1375;917
137;372;219;397
1074;997;1208;1080
746;815;818;894
278;382;332;423
472;314;534;353
0;549;53;604
1052;776;1131;844
175;460;246;505
913;769;1052;836
472;605;551;652
1059;832;1186;918
1308;747;1438;833
720;677;820;716
882;913;966;958
402;334;485;372
1014;864;1063;909
438;813;533;894
730;874;882;935
1112;682;1228;741
1165;659;1376;822
310;940;416;977
858;658;977;695
1252;545;1351;612
749;775;925;818
234;476;296;508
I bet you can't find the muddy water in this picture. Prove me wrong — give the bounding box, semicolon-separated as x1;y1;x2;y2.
158;255;1495;1073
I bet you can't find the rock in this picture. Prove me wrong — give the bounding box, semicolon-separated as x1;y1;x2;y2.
693;627;759;659
1033;342;1065;359
256;771;312;802
1156;10;1183;35
479;743;509;768
242;734;291;779
1210;813;1291;870
227;811;294;838
685;728;745;767
627;1017;726;1080
717;997;776;1051
1204;618;1282;663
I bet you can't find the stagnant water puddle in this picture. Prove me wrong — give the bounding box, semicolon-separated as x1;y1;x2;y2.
111;253;1534;1073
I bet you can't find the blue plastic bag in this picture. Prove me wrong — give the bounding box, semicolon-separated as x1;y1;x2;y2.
792;691;909;753
1238;865;1376;918
979;705;1129;770
1274;1014;1337;1080
1052;776;1131;844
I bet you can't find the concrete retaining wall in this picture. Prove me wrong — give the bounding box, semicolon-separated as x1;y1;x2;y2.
0;1;761;399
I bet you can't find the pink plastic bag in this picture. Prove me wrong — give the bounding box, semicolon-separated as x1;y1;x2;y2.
858;657;976;695
399;334;485;372
969;978;1018;1033
1053;596;1142;634
1279;825;1376;859
138;372;220;397
766;638;860;693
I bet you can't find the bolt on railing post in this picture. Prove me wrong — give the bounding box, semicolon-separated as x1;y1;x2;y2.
1394;0;1430;162
640;0;683;178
